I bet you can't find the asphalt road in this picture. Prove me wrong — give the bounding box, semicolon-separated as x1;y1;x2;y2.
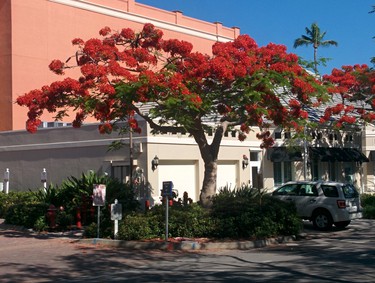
0;219;374;282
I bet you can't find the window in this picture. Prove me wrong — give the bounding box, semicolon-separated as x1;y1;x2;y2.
250;151;259;161
321;185;339;197
274;162;292;186
111;165;130;183
274;184;299;195
299;184;318;196
342;184;359;198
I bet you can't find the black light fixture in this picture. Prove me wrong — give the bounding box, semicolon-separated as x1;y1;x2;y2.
242;155;249;169
152;155;159;171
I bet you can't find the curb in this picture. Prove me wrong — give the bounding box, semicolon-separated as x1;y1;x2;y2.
77;235;296;251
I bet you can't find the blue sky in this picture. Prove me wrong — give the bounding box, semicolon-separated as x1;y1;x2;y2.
137;0;374;75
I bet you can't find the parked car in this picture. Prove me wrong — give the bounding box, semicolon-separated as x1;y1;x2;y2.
272;181;362;230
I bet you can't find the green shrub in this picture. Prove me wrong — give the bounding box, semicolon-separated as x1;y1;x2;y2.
34;216;48;232
361;194;375;207
363;206;375;219
0;191;37;218
117;214;160;240
210;185;302;239
160;203;214;238
56;210;73;230
360;194;375;219
5;202;49;228
83;223;98;238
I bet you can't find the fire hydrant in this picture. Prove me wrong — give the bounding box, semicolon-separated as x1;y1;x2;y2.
47;204;57;229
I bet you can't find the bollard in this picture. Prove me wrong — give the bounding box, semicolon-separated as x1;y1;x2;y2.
145;200;150;210
76;207;82;229
46;204;57;229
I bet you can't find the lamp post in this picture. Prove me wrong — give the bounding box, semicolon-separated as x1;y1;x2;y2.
4;168;9;194
41;168;47;192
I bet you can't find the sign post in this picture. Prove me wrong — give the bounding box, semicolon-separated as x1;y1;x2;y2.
162;181;173;242
93;184;106;239
111;199;122;239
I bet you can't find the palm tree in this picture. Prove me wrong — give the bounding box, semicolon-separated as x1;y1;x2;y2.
294;23;338;74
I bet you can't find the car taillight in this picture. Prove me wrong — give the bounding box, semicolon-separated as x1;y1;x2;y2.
337;200;346;208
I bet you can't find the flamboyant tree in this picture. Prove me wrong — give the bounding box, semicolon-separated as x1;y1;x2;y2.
18;23;334;206
322;64;375;125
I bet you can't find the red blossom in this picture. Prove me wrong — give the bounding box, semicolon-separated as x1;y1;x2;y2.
99;26;111;36
72;38;84;46
49;60;65;75
162;39;193;57
238;132;247;141
98;123;113;134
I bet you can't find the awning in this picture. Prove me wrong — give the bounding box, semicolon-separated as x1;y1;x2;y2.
310;147;369;162
267;147;303;162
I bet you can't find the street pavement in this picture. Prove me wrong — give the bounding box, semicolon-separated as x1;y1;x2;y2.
0;219;374;282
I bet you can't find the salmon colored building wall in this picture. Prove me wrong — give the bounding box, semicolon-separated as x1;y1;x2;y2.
0;0;240;131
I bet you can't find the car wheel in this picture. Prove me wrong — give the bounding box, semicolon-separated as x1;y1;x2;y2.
312;210;333;230
334;221;351;229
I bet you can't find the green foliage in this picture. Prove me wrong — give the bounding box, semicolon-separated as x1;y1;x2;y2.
118;214;160;240
361;194;375;219
210;185;302;239
33;216;48;232
5;202;49;228
56;210;73;230
363;206;375;219
0;191;38;218
2;178;302;241
3;171;139;234
83;222;98;238
361;194;375;207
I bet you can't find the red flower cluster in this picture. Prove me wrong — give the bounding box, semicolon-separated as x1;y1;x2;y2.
256;131;274;148
49;60;65;75
17;23;327;149
322;64;375;126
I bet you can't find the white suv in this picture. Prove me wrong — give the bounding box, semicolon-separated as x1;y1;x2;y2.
272;181;362;230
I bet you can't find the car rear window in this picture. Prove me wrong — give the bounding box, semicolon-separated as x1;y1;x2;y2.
321;185;339;197
342;184;359;198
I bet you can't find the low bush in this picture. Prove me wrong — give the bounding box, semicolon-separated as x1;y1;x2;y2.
361;194;375;219
2;180;302;241
0;191;37;218
5;202;49;228
210;185;302;239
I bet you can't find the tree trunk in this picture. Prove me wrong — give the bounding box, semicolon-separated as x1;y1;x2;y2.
313;46;318;74
191;120;227;208
200;160;217;207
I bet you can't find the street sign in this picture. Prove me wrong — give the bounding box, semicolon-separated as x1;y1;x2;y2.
111;201;122;221
162;181;173;197
93;184;106;206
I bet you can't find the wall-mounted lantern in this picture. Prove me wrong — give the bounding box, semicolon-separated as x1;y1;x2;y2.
242;155;249;169
152;155;159;171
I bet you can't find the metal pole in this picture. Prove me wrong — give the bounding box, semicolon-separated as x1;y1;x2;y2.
165;195;169;242
129;128;133;186
97;206;100;239
303;127;308;180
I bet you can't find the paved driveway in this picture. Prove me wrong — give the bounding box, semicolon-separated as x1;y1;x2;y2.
0;219;374;282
